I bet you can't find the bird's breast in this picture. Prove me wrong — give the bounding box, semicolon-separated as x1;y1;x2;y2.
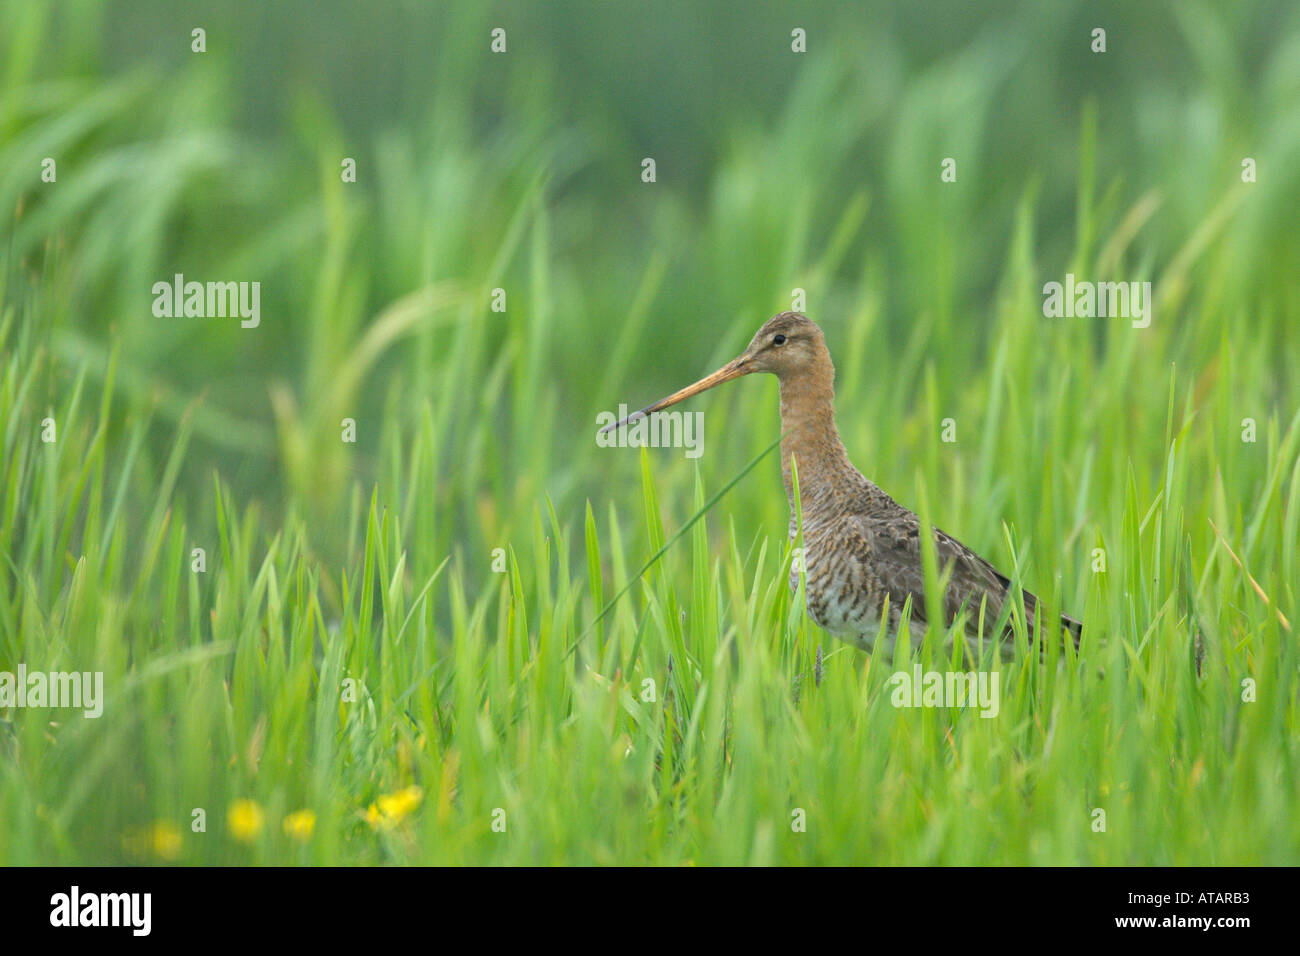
796;525;884;638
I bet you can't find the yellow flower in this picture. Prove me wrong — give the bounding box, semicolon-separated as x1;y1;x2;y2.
282;809;316;841
123;820;183;861
150;820;184;860
227;799;265;842
364;785;424;829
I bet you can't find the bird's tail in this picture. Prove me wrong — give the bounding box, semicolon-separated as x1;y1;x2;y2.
1061;612;1083;650
1021;587;1083;652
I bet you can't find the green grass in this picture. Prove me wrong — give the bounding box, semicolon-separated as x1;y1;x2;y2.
1;0;1298;865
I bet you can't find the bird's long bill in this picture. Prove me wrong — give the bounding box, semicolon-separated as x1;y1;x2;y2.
599;355;750;434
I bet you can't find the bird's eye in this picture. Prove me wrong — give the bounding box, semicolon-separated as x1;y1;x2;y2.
772;334;787;346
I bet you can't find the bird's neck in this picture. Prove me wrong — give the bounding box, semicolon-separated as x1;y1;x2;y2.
777;370;855;519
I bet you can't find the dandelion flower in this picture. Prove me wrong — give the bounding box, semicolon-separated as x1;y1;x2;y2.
123;820;183;861
283;809;316;841
227;799;265;842
364;786;424;830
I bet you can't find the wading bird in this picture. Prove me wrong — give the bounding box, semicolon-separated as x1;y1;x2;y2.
601;312;1082;658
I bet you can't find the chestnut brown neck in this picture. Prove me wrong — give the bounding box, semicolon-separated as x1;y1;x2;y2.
776;350;856;515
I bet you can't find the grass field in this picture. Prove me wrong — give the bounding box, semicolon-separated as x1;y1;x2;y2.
1;0;1298;865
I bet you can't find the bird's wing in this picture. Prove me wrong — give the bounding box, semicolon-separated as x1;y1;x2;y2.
851;508;1025;639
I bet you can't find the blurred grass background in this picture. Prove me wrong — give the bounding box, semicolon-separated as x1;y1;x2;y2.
1;0;1298;864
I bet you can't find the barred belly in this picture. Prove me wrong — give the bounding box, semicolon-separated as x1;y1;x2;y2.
797;532;894;653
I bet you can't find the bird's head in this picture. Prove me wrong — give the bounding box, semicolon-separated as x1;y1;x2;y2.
738;311;826;379
599;311;827;433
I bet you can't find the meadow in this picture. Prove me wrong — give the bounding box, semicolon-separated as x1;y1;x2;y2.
1;0;1297;865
